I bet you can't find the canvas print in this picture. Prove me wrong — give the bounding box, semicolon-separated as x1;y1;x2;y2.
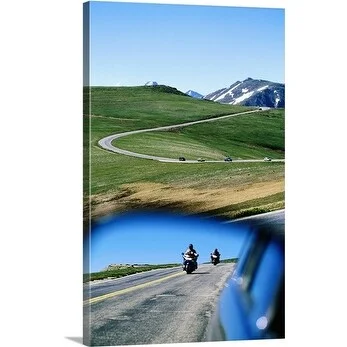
83;1;285;346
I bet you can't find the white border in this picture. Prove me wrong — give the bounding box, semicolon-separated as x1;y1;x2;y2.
1;0;346;346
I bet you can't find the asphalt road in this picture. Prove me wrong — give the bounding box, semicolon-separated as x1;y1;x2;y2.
84;263;236;346
83;266;182;301
98;109;285;163
229;209;285;233
84;210;285;345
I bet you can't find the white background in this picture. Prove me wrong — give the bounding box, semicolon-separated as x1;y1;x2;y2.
0;0;346;346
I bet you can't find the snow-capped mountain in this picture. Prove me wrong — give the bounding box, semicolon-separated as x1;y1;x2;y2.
186;90;204;99
144;81;158;86
204;78;285;108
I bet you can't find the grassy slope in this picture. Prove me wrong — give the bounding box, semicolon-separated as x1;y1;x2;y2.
88;86;251;128
85;86;284;221
116;109;284;160
86;86;255;193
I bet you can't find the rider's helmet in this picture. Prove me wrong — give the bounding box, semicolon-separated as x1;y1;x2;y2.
214;248;218;253
189;244;194;250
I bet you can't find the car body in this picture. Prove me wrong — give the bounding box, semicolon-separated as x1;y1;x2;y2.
224;157;233;162
264;157;272;161
197;158;205;162
178;157;186;161
206;220;284;341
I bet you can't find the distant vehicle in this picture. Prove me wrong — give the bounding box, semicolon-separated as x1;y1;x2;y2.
197;158;205;162
211;253;220;265
181;252;199;274
224;157;233;162
264;157;272;161
207;221;284;341
179;157;186;161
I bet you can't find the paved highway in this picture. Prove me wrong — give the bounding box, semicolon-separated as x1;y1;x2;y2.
98;109;285;163
84;263;236;346
84;210;284;345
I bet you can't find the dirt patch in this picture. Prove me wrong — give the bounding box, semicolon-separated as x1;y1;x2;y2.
89;179;284;221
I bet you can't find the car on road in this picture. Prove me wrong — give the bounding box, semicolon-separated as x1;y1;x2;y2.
264;157;272;161
178;157;186;161
207;220;284;341
224;157;233;162
197;158;205;162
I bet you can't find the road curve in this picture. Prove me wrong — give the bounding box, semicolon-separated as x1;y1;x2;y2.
98;109;285;163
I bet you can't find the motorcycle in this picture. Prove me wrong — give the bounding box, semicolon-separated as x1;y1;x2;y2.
182;252;198;274
211;253;220;265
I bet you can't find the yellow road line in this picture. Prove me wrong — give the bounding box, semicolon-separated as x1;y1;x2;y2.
84;271;184;306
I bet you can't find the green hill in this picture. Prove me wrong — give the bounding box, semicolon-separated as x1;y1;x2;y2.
84;86;284;222
116;108;284;161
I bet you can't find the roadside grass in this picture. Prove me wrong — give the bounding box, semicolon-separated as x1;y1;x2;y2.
117;133;225;160
197;192;285;220
85;86;285;221
203;258;238;264
88;163;284;222
115;109;284;160
89;154;284;194
84;263;181;282
220;258;238;263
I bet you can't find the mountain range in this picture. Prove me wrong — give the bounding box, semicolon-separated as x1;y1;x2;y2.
185;90;204;99
145;78;285;108
203;78;285;108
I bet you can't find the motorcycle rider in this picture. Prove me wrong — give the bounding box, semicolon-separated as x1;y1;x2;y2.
210;248;221;263
183;243;199;270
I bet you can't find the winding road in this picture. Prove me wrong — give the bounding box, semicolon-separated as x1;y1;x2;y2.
98;109;285;163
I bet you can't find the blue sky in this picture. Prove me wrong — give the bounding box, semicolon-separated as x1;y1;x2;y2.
86;211;250;273
89;1;284;95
